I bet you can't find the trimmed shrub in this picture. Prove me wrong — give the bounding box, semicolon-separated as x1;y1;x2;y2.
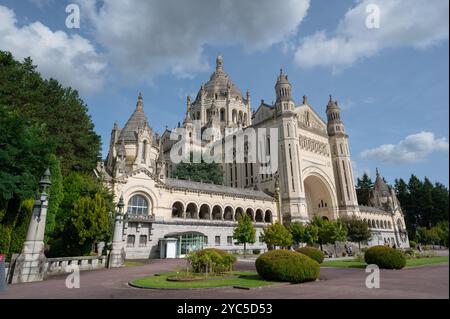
188;248;237;274
253;249;261;255
364;246;406;269
255;249;320;283
409;241;417;249
296;246;324;264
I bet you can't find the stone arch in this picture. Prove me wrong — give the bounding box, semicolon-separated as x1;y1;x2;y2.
383;220;388;229
212;205;222;220
171;201;184;218
235;207;244;221
127;194;151;215
245;208;254;221
224;206;234;221
255;209;264;222
388;221;392;229
303;171;337;220
264;210;273;223
367;219;372;228
123;185;157;215
199;204;211;220
186;202;198;219
371;220;376;228
220;108;225;122
376;220;380;228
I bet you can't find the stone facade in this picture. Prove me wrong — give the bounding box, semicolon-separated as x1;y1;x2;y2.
99;56;409;261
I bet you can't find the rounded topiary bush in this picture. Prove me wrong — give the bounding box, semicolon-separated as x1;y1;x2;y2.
409;241;417;249
296;246;324;264
364;246;406;269
255;250;320;283
188;248;237;274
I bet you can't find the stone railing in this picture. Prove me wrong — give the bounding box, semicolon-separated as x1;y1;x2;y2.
44;256;108;276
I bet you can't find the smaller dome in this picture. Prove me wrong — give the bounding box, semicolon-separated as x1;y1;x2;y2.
276;69;290;85
327;95;339;110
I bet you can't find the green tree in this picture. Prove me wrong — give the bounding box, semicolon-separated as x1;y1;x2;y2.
431;183;449;225
288;222;318;246
330;219;348;257
48;172;114;257
310;216;331;251
45;154;64;241
421;178;435;229
171;160;223;185
261;223;293;249
356;173;374;206
435;221;449;247
0;106;52;211
233;214;256;258
0;51;101;174
341;215;372;250
62;193;111;256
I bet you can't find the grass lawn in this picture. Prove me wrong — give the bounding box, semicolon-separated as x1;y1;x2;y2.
322;256;449;268
130;271;273;289
124;260;146;267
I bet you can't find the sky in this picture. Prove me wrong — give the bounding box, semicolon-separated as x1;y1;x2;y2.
0;0;448;186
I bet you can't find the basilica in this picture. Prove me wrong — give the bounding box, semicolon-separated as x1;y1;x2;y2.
98;56;409;263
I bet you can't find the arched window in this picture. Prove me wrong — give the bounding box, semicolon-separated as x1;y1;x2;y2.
255;209;263;222
186;203;198;219
224;206;234;220
264;210;272;223
172;201;184;218
245;208;254;221
220;108;225;122
127;195;149;215
212;205;222;220
199;204;211;220
235;207;244;221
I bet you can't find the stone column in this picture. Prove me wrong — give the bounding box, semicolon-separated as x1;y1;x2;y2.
108;195;126;268
12;169;51;284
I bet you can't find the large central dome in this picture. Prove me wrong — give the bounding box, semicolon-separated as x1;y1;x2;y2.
200;56;243;100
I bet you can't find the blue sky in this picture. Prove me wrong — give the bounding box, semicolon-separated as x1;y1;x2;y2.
0;0;448;186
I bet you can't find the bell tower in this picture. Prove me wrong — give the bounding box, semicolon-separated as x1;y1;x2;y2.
327;96;359;215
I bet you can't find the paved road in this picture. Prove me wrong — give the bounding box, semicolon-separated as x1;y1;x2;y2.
1;259;448;299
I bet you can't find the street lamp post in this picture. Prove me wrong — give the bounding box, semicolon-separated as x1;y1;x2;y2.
108;195;126;268
11;169;51;284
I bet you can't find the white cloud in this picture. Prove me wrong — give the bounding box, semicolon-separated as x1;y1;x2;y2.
0;5;106;93
360;132;449;163
76;0;310;80
294;0;449;69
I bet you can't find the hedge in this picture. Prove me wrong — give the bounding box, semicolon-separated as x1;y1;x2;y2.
188;248;237;274
364;246;406;269
255;249;320;283
296;246;324;264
